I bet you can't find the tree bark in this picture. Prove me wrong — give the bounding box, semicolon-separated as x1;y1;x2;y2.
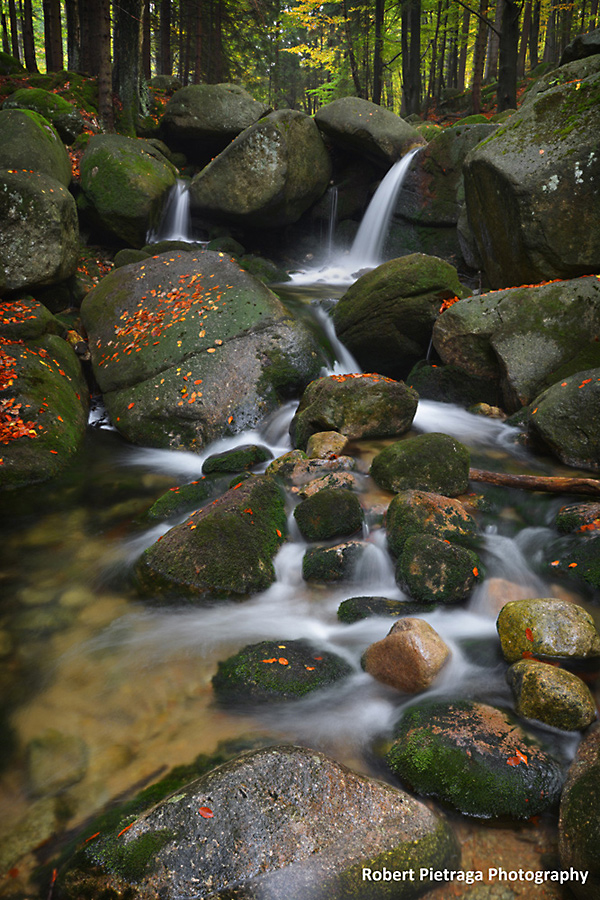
471;0;489;113
193;0;203;82
469;469;600;497
517;0;531;77
97;0;113;130
142;0;151;80
1;9;9;54
457;6;470;92
484;0;502;81
7;0;19;61
113;0;143;134
65;0;80;70
497;0;519;110
158;0;171;74
529;0;540;68
43;0;64;71
21;0;38;72
372;0;384;104
401;0;421;115
343;0;363;97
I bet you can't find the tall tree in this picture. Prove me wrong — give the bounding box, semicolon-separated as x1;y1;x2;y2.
497;0;520;110
65;0;80;70
471;0;489;113
457;5;470;92
142;0;151;80
7;0;19;61
43;0;64;71
372;0;385;103
157;0;172;75
21;0;39;72
1;4;9;54
401;0;421;114
484;0;503;81
113;0;144;134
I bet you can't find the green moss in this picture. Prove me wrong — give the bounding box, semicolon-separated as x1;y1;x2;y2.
294;488;363;541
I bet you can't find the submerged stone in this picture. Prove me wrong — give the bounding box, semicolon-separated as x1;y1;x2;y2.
506;659;596;731
371;433;470;496
293;487;363;541
337;596;435;623
496;598;600;664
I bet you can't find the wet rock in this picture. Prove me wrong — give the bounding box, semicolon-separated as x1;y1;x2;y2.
202;443;273;474
136;475;286;598
290;373;418;451
463;58;600;288
190;109;331;228
294;488;363;541
0;796;58;874
2;87;84;143
506;659;596;731
385;489;478;556
81;251;324;450
337;596;435;623
58;744;460;900
143;476;223;521
386;699;565;818
160;83;268;163
302;541;366;583
238;253;290;285
0;108;72;185
267;449;356;485
559;724;600;900
315;97;425;167
406;360;502;408
26;728;88;797
496;598;600;664
305;430;349;459
529;368;600;471
363;618;451;693
397;534;481;604
550;533;600;590
212;639;353;704
295;471;358;499
556;501;600;533
332;254;468;380
78;134;178;247
371;434;470;496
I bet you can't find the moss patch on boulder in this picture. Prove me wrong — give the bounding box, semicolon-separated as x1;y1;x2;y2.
294;487;363;541
396;534;481;604
496;597;600;664
371;434;470;496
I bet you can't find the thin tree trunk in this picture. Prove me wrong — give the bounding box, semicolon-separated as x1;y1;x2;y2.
97;0;113;130
7;0;19;60
484;0;502;81
529;0;540;68
343;0;363;97
457;6;470;92
372;0;384;104
446;4;459;89
425;0;442;114
517;0;531;77
436;0;449;102
543;0;559;65
471;0;489;113
1;8;9;53
113;0;143;134
193;0;203;82
21;0;38;72
469;469;600;497
589;0;599;29
158;0;171;74
142;0;151;80
497;0;519;110
65;0;80;70
43;0;63;71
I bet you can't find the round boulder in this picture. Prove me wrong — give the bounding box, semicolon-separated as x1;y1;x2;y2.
559;724;600;900
290;373;418;451
0;108;72;186
370;433;470;496
338;595;434;623
385;489;478;556
363;618;451;693
507;659;596;731
190;109;331;228
302;541;365;582
2;87;84;143
305;430;349;459
396;534;481;604
386;699;565;819
529;368;600;471
293;487;363;541
496;597;600;664
202;443;272;474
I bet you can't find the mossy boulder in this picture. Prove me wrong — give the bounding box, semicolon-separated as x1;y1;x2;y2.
549;533;600;590
190;109;331;228
297;471;358;499
212;639;353;704
0;108;72;186
293;487;363;541
306;430;349;459
0;51;25;75
463;60;600;288
290;373;418;451
496;598;600;664
81;251;324;450
506;659;596;731
432;276;600;412
160;83;269;163
314;97;425;167
386;699;565;818
556;501;600;533
396;534;481;604
560;26;600;65
406;359;502;408
58;744;460;899
386;490;478;556
267;449;356;486
136;475;286;598
303;541;366;582
202;443;273;474
362;618;451;693
2;87;84;143
337;596;435;623
332;254;468;380
559;724;600;900
78;134;178;247
143;476;223;521
371;433;470;496
529;367;600;470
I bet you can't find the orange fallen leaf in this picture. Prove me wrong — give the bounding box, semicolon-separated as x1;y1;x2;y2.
525;627;534;641
278;657;289;665
198;806;214;818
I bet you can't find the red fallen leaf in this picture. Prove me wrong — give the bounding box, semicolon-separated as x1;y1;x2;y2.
198;806;214;818
525;627;534;641
262;658;277;663
305;666;315;671
472;567;479;577
506;748;528;766
522;650;535;659
278;657;289;665
117;822;135;838
276;529;282;537
515;748;529;764
84;831;101;843
313;656;323;661
128;402;135;409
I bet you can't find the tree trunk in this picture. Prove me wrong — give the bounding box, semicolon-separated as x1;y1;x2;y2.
1;9;9;54
142;0;151;80
7;0;19;61
401;0;421;114
21;0;38;72
158;0;171;74
529;0;540;68
113;0;143;134
435;0;449;103
543;0;559;65
469;469;600;497
446;4;459;90
193;0;203;82
97;0;113;130
425;0;442;114
343;0;363;97
457;6;470;92
497;0;519;110
485;0;502;81
372;0;384;104
471;0;489;113
65;0;80;70
43;0;64;71
517;0;531;77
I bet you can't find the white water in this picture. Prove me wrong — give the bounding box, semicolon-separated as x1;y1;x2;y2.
290;147;421;287
148;178;194;242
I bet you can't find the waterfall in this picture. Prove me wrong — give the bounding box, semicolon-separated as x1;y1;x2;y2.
326;185;338;258
148;179;193;243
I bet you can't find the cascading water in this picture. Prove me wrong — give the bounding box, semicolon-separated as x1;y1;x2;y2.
147;178;194;243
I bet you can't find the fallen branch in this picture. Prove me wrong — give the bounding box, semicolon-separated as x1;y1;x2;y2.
469;468;600;496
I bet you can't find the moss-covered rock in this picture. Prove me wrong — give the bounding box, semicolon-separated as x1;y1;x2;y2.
78;134;178;247
549;533;600;590
81;251;325;450
396;534;481;604
0;108;72;186
332;254;469;380
293;487;363;541
297;471;358;499
143;476;223;521
506;659;596;731
529;367;600;471
337;595;435;623
113;248;151;268
303;541;366;582
386;699;565;818
305;430;349;459
363;618;451;693
385;490;479;556
556;501;600;534
0;51;25;75
406;359;502;407
267;449;356;485
136;475;286;598
58;744;460;900
290;373;418;451
202;443;273;474
238;253;290;284
2;87;84;143
559;724;600;900
371;433;470;496
212;639;353;703
496;598;600;664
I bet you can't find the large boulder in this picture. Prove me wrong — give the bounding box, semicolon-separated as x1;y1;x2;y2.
314;97;425;167
160;83;269;162
290;373;418;450
559;725;600;900
432;275;600;411
463;56;600;288
81;251;324;450
136;475;286;598
362;618;451;693
529;367;600;470
189;109;331;228
386;699;565;818
396;534;481;605
506;659;596;731
560;26;600;65
0;170;79;297
78;134;178;247
332;254;469;380
385;490;478;556
370;433;470;497
0;108;72;186
293;487;363;541
496;598;600;664
58;744;460;900
2;87;84;143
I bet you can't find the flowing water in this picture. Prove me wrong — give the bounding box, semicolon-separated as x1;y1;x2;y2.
147;178;194;243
